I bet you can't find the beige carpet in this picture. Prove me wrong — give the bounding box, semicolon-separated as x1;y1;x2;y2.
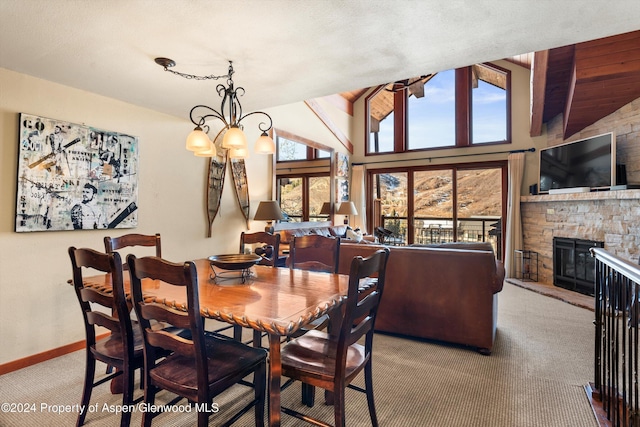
0;283;598;426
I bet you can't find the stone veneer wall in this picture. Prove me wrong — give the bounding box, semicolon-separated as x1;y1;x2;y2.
520;97;640;285
521;191;640;285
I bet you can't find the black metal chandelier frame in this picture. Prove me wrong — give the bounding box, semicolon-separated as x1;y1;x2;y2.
155;57;273;138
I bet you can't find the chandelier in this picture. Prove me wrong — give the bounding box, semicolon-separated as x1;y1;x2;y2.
155;58;275;158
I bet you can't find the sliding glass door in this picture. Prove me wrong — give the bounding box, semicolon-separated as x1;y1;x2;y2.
369;162;505;258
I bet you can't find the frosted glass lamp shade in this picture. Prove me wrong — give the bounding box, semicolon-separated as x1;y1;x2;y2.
186;127;211;152
194;140;217;157
222;125;247;148
254;131;276;154
229;146;248;158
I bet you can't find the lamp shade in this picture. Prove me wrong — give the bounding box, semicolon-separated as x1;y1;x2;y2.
319;202;331;215
337;201;358;216
186;127;211;152
194;139;217;157
254;201;285;221
254;131;276;154
229;146;248;158
222;125;247;148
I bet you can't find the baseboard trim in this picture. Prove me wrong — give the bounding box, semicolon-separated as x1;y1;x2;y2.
0;333;109;376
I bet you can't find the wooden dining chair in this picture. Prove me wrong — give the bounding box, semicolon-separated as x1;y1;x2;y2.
240;231;281;267
68;247;143;427
281;248;390;426
104;233;162;262
218;231;281;346
127;254;267;427
103;232;162;375
289;234;340;273
286;234;342;405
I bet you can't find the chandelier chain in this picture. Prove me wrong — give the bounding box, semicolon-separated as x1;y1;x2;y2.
162;67;231;81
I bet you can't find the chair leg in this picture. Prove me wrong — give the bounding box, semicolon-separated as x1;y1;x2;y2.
333;386;346;427
197;410;209;427
233;325;243;341
141;385;157;427
301;383;315;407
364;360;379;427
254;361;266;427
120;366;135;427
76;352;95;427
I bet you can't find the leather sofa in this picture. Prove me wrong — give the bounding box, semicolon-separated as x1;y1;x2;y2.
337;241;505;354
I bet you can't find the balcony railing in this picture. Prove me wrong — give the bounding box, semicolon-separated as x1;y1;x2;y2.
591;247;640;427
380;215;501;255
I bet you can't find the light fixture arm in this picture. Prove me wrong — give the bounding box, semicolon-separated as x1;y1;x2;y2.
177;61;272;134
156;57;275;157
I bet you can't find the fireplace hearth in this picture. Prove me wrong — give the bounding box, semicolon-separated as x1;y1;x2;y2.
553;237;604;296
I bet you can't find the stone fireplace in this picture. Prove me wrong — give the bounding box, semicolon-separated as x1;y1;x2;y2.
552;237;603;295
520;190;640;286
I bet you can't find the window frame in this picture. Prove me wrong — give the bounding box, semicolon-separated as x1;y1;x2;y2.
365;62;511;156
276;173;331;222
367;160;507;259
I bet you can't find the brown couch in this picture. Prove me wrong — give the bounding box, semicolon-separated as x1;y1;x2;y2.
337;241;505;354
274;221;372;254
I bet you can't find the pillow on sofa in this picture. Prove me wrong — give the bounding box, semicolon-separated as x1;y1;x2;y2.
345;228;363;242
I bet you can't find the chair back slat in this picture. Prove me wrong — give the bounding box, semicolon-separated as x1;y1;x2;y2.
146;328;195;358
105;234;162;271
240;231;280;267
289;235;340;273
85;311;121;332
79;287;115;308
139;302;192;330
105;233;162;255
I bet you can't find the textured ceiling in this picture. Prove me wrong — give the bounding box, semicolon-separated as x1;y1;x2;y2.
1;0;640;121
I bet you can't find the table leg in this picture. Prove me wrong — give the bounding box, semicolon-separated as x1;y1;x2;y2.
267;332;281;427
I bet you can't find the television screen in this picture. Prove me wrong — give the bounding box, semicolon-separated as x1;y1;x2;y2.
539;132;616;193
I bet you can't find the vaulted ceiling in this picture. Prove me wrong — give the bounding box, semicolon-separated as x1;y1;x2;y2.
0;1;639;143
530;30;640;139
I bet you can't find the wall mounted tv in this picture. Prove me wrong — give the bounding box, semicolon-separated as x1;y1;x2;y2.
539;132;616;193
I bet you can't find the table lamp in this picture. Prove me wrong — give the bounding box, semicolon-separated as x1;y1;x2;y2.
319;202;331;216
337;201;357;225
254;201;285;233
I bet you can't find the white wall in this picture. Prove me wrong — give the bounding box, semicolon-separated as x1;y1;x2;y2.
0;68;342;364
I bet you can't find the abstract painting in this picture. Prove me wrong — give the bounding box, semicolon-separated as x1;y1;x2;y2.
16;113;139;232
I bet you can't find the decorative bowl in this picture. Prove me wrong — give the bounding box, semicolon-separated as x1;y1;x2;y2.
208;253;262;271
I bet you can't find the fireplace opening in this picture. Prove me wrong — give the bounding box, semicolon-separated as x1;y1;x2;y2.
553;237;604;296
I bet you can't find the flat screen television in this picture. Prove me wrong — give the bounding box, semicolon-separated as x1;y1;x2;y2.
539;132;616;193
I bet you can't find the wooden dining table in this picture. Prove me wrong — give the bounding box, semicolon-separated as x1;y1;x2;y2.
83;258;350;427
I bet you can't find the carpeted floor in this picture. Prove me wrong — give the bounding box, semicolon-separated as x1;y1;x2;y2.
0;282;598;426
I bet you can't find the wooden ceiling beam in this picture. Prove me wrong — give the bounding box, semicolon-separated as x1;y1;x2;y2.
304;99;353;154
530;50;549;137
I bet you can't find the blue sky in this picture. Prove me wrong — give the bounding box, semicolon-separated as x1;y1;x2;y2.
371;68;507;151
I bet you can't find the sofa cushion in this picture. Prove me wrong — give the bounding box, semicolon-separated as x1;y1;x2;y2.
410;242;495;252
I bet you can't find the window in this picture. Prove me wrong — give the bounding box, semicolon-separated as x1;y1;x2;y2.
277;136;329;161
471;64;508;144
367;91;395;153
275;130;332;222
408;70;456;149
277;137;308;161
366;63;510;155
369;162;505;258
277;175;330;222
372;171;408;242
